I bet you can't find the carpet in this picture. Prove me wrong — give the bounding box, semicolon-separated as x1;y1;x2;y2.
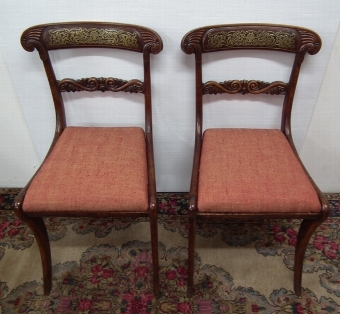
0;189;339;313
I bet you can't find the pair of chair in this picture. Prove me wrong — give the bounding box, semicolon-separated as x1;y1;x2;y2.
15;22;330;298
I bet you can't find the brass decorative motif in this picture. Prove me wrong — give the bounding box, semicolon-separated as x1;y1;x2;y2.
207;30;295;50
57;77;144;93
203;80;288;95
49;28;138;48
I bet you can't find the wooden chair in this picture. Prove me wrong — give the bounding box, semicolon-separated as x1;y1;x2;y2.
181;24;330;297
14;22;162;296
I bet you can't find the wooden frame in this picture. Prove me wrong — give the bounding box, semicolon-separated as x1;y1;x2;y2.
14;22;162;296
181;24;330;297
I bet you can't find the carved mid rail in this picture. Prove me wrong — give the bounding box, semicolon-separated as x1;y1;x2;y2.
202;79;288;95
57;77;144;93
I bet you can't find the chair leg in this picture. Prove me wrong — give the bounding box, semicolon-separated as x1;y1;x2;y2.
294;219;322;296
15;213;52;295
187;210;197;297
150;210;159;297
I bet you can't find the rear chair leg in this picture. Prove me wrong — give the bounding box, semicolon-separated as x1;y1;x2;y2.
150;210;159;297
15;213;52;295
294;219;323;296
187;210;196;297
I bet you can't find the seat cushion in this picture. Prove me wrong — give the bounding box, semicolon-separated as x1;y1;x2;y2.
197;129;320;213
23;127;149;213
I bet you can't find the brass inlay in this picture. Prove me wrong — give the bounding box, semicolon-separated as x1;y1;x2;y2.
207;30;295;50
49;28;138;48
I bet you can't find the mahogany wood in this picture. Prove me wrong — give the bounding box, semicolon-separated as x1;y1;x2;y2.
15;22;163;297
181;23;330;297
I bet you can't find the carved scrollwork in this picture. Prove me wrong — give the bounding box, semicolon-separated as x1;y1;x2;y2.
138;29;162;54
207;30;296;50
49;28;139;48
21;27;48;61
288;30;321;64
57;77;144;93
181;29;206;54
202;80;288;95
297;29;321;56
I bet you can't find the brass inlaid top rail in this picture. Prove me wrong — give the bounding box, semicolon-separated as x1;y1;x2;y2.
207;30;296;50
202;80;288;95
49;28;138;48
57;77;144;93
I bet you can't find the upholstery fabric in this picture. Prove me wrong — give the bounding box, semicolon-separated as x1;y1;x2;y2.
23;127;149;213
197;129;321;213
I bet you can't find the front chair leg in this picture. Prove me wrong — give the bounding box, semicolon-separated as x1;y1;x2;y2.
150;210;159;297
187;210;197;297
294;219;323;296
15;214;52;295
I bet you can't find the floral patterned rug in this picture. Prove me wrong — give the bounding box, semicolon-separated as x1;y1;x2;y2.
0;189;339;313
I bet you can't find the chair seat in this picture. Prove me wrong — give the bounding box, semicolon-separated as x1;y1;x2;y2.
197;129;320;213
23;127;149;213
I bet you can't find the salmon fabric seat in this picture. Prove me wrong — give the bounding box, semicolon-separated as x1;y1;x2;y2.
23;127;149;213
197;129;321;213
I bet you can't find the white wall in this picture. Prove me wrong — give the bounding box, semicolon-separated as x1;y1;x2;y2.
300;23;340;192
0;1;339;191
0;50;40;187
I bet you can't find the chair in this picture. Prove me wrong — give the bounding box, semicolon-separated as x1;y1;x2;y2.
181;24;330;297
14;22;162;296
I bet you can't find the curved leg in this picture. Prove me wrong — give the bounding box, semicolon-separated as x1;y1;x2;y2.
150;210;159;297
14;212;52;295
187;210;196;297
294;219;323;296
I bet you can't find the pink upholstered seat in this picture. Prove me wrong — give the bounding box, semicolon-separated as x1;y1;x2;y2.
198;129;320;213
23;127;149;213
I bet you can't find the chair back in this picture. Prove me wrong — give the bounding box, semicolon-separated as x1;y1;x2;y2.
181;24;321;137
21;22;163;136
